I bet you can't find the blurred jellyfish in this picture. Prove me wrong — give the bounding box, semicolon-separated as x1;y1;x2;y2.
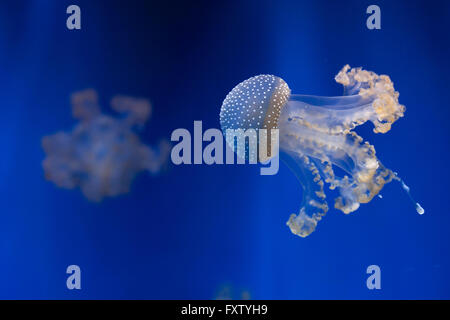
220;65;424;237
215;284;251;300
42;89;170;202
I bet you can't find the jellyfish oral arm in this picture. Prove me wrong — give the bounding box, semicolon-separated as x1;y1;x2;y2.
281;151;328;237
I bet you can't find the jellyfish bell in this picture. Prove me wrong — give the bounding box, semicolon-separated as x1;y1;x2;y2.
220;74;291;132
219;65;423;238
220;74;290;163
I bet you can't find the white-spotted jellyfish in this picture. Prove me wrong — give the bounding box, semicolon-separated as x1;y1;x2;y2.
220;65;424;237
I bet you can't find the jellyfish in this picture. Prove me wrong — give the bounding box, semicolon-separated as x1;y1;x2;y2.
219;65;424;237
215;284;251;300
42;89;170;202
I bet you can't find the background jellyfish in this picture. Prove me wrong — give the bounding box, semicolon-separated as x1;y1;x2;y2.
215;283;251;300
220;65;423;237
42;89;170;202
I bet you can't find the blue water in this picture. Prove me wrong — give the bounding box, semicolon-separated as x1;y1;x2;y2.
0;0;449;299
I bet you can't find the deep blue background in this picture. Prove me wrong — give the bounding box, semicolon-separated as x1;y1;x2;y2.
0;0;449;299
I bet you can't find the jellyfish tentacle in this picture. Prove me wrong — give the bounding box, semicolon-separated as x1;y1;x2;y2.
392;174;425;215
285;95;372;134
280;110;396;215
282;151;328;238
335;64;406;133
284;64;406;136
